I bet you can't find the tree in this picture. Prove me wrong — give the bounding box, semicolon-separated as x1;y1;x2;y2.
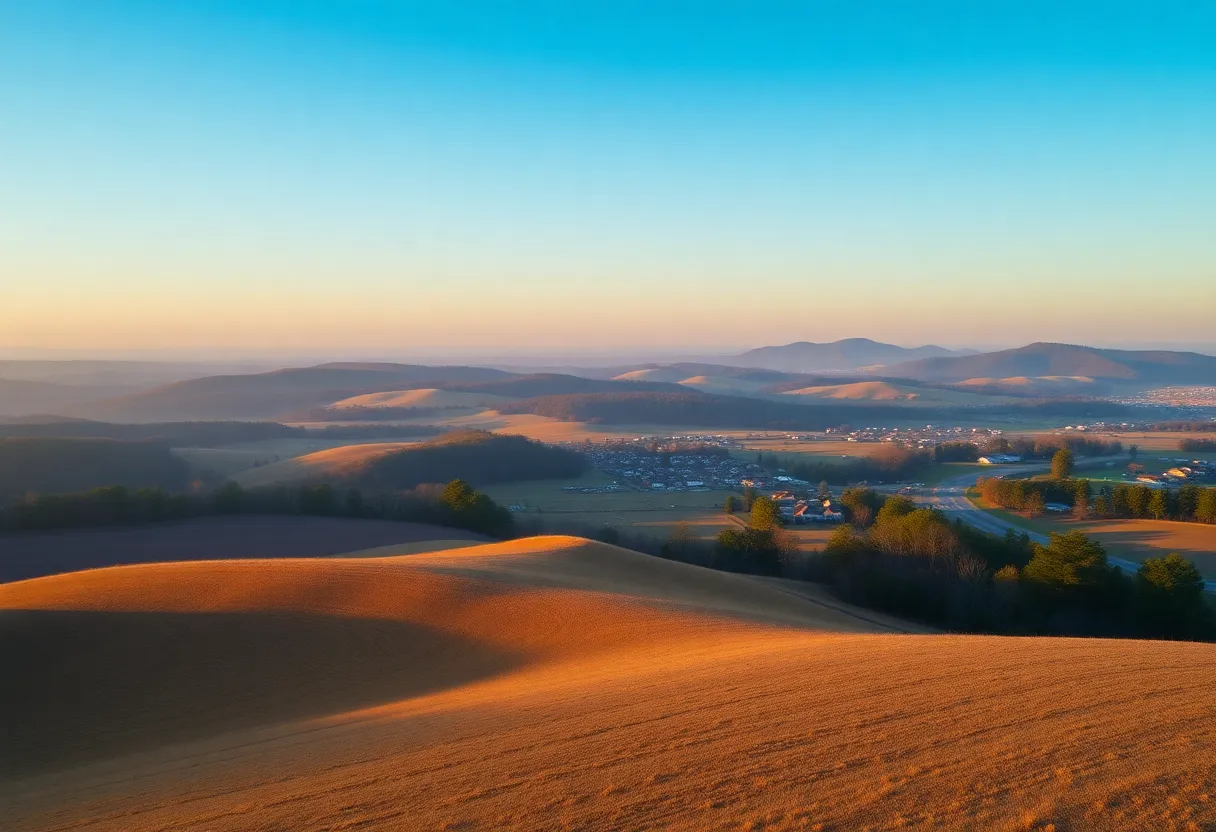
723;494;739;515
874;495;916;526
818;480;831;500
749;495;782;530
715;527;784;575
212;481;244;513
1129;444;1139;461
1197;488;1216;524
742;486;758;510
1178;484;1202;520
1025;490;1046;517
839;487;881;527
1148;488;1169;521
594;526;621;545
1023;531;1110;590
1073;479;1091;518
1137;554;1207;637
1051;448;1075;480
1126;485;1151;518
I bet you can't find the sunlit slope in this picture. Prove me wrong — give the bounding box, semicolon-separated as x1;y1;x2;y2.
782;380;1002;405
327;388;512;409
3;536;1216;832
0;536;878;775
230;440;417;486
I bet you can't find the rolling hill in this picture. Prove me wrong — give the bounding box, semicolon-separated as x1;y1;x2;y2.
887;342;1216;385
76;363;513;422
235;430;586;489
4;536;1214;831
953;375;1103;396
327;388;512;410
779;380;1004;406
731;338;960;373
0;378;130;418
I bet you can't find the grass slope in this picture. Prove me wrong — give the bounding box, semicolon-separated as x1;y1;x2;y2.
327;388;512;409
3;536;1215;831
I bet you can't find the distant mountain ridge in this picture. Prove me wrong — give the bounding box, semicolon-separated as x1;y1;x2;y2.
885;342;1216;384
731;338;961;372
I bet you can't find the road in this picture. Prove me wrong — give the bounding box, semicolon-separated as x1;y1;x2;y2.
922;461;1216;593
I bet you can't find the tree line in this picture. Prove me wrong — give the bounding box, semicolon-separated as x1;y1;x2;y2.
2;478;514;538
979;477;1216;524
1180;438;1216;452
544;488;1212;642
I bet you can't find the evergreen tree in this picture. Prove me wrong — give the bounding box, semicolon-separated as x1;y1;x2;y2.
1148;488;1169;521
1197;488;1216;524
1051;448;1075;480
749;495;782;530
1023;531;1110;589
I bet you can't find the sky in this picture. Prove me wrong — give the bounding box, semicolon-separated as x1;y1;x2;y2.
2;1;1215;358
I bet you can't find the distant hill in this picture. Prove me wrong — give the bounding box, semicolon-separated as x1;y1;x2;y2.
777;380;1009;407
886;343;1216;384
0;379;129;418
952;375;1104;396
322;431;587;489
438;373;686;398
731;338;959;373
0;438;191;501
76;363;513;422
0;419;436;446
499;391;925;429
328;388;512;410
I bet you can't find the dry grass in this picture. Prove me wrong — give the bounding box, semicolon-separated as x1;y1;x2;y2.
481;476;742;540
3;536;1215;831
781;381;1001;406
327;388;512;409
1025;516;1216;575
230;441;418;487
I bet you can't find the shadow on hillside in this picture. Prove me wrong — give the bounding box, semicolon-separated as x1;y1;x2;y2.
0;608;522;778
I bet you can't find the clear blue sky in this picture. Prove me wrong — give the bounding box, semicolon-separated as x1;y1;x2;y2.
2;1;1214;355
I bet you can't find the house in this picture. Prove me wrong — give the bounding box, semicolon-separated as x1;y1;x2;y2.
978;454;1022;465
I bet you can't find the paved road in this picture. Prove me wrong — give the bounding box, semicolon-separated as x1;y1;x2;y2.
923;461;1216;593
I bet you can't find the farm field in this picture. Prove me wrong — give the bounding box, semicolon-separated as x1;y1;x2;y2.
0;515;487;584
1074;430;1216;452
480;473;743;541
969;499;1216;576
4;535;1215;832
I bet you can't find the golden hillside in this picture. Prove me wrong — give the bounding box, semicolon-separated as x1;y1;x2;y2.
231;440;418;487
3;536;1214;831
327;387;512;409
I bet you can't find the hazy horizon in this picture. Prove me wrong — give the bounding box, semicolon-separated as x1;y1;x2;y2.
4;338;1216;368
3;2;1214;353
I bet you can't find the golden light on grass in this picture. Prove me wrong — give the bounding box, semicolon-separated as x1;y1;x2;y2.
3;536;1215;831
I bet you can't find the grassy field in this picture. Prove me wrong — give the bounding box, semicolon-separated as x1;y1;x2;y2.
970;496;1216;575
481;473;743;541
6;535;1215;832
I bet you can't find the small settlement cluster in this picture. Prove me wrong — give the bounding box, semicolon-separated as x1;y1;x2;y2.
769;490;843;524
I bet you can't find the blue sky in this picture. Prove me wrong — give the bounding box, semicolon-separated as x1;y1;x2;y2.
2;1;1214;355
